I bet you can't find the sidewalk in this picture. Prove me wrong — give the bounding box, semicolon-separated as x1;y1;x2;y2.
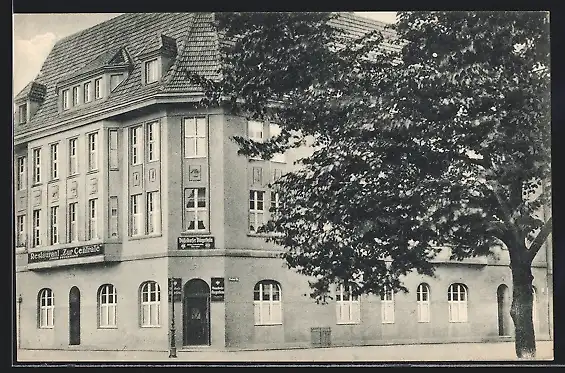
15;341;554;363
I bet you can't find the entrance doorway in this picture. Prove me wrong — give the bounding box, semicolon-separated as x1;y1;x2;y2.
69;286;81;345
183;279;210;346
497;284;511;337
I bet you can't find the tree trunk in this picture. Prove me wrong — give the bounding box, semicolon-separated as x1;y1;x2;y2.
509;260;536;359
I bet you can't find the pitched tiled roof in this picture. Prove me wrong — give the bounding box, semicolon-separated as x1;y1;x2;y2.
137;33;178;58
14;12;400;136
14;81;47;103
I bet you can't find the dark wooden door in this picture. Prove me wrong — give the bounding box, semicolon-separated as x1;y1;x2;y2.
183;279;210;346
69;286;81;345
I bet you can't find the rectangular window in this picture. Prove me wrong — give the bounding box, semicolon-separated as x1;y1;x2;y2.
16;215;26;247
69;138;78;175
417;284;431;323
88;132;98;171
109;129;119;169
72;86;79;106
270;191;280;214
130;126;143;165
50;206;59;245
249;190;265;233
18;104;27;124
147;191;161;235
381;288;395;324
184;188;207;231
147;122;160;162
88;198;98;240
110;74;123;91
269;123;286;163
131;194;143;236
32;148;41;184
248;120;264;142
32;209;41;247
95;78;103;99
336;284;361;324
84;82;92;103
16;156;26;190
109;196;119;238
62;89;70;109
50;143;59;180
183;117;207;158
68;202;78;242
145;58;159;84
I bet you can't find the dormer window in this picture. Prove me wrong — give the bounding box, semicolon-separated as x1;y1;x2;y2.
110;74;124;92
145;58;159;84
18;103;27;124
95;78;103;99
84;82;92;103
62;89;70;110
72;86;80;106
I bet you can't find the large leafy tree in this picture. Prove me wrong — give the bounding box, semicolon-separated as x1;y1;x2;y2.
188;11;551;359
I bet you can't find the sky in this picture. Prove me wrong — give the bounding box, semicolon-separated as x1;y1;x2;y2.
12;12;397;97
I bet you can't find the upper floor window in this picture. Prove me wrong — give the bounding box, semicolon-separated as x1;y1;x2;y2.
254;280;282;325
88;132;98;171
140;281;161;327
336;283;360;324
381;287;395;324
145;58;159;84
62;89;70;110
84;82;92;103
130;126;143;165
417;283;431;323
184;117;206;158
32;148;41;184
50;206;59;245
185;188;207;231
448;283;468;323
16;214;26;247
248;120;264;143
94;78;103;99
32;209;41;247
98;284;117;328
16;156;26;190
270;191;280;215
50;143;59;180
249;190;265;233
88;198;98;240
110;74;124;92
69;138;78;176
146;191;161;235
131;194;143;237
147;122;160;162
68;202;78;242
269;123;286;163
72;86;80;106
18;103;27;124
38;288;54;328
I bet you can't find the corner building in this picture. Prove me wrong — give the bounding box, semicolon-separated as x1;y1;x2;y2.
13;13;553;351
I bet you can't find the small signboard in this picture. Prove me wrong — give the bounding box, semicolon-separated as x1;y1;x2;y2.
178;236;215;250
28;244;104;264
168;277;182;302
211;277;225;302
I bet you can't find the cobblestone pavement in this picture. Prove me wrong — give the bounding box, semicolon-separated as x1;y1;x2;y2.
15;341;554;364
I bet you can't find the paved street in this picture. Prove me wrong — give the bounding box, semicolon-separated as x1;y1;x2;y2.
15;341;554;363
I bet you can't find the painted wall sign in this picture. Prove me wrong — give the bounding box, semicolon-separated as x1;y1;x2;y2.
28;244;104;264
228;277;240;282
211;277;225;302
178;236;215;250
168;277;182;302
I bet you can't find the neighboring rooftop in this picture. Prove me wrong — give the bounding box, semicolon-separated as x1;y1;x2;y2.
14;12;400;135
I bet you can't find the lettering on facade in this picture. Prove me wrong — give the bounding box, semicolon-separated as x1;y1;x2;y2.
211;277;225;302
28;244;104;264
50;185;59;202
90;177;98;194
168;277;182;302
189;165;201;181
149;168;156;182
253;167;263;185
177;236;215;250
133;172;140;186
228;277;240;282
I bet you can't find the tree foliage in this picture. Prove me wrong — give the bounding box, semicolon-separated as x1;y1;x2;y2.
187;11;551;358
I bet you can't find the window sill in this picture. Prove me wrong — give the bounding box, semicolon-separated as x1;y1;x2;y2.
336;321;361;325
67;174;79;179
254;323;282;327
87;169;99;175
181;231;211;236
448;321;468;324
98;326;118;330
48;178;60;184
38;326;54;330
15;247;27;254
184;156;207;159
381;321;395;324
140;325;161;328
129;233;163;241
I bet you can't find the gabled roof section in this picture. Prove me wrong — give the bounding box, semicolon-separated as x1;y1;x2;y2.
137;33;178;58
14;81;47;103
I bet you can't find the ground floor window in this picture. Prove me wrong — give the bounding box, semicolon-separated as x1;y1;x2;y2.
98;284;117;328
336;283;361;324
38;288;54;328
140;281;161;327
448;283;468;323
254;280;282;325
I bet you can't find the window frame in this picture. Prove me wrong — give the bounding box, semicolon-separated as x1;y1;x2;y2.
336;283;361;325
72;86;80;107
38;288;55;329
416;283;431;323
32;148;41;184
50;143;59;180
253;280;283;326
88;198;98;240
144;58;159;84
146;191;161;235
130;126;143;165
16;156;26;191
184;188;208;232
249;190;266;233
18;103;27;124
131;194;144;237
62;89;70;110
68;202;78;243
69;138;78;176
84;81;92;103
381;287;395;324
94;77;103;100
16;214;26;247
49;206;59;245
88;132;98;171
98;284;118;329
140;281;161;327
32;209;41;247
183;117;207;158
146;122;160;162
448;283;468;323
